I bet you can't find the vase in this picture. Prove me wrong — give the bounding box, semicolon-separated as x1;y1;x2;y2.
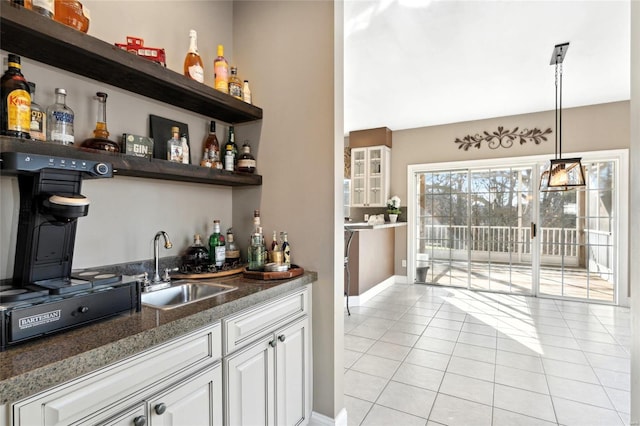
388;214;398;223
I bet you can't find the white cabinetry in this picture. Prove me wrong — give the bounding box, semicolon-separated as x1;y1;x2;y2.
223;286;311;426
13;324;222;426
350;146;391;207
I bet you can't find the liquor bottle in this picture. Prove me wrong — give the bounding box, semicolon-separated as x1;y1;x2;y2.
166;126;183;163
81;92;119;152
248;210;266;270
181;133;189;164
209;220;226;268
183;30;204;83
223;126;238;171
281;232;291;266
47;88;74;145
271;231;278;252
214;44;229;94
182;234;209;270
54;0;90;33
32;0;54;18
225;228;240;265
228;66;242;100
237;143;256;173
1;54;31;139
203;120;221;168
28;82;46;142
200;148;212;167
243;80;252;104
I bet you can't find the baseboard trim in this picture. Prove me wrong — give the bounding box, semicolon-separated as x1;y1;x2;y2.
345;275;395;307
309;408;347;426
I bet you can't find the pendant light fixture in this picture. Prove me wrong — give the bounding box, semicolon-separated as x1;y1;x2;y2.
540;42;586;191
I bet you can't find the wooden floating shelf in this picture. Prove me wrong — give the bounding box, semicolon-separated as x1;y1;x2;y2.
0;137;262;187
0;2;263;124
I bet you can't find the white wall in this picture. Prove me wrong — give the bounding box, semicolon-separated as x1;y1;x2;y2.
629;2;639;422
232;1;343;419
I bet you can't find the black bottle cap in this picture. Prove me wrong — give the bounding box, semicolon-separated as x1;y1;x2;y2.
209;120;216;133
7;54;20;65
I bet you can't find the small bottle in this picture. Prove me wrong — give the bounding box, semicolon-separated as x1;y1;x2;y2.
228;66;242;100
248;227;266;271
183;29;204;83
281;232;291;266
200;148;212;167
183;234;209;270
209;220;226;268
203;120;221;168
271;231;278;252
223;126;238;171
237;143;256;173
1;54;31;139
181;133;190;164
243;80;252;104
47;88;74;145
28;82;46;142
225;228;240;265
167;126;183;163
32;0;55;19
214;44;229;94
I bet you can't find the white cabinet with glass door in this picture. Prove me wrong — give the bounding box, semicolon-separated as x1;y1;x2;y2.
350;146;390;207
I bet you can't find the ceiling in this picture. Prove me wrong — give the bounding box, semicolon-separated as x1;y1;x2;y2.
344;0;630;134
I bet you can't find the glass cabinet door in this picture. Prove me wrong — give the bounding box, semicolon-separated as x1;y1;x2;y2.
351;148;366;206
367;147;384;206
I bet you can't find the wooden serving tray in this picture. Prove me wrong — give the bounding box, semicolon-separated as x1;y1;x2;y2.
242;265;304;280
170;265;245;279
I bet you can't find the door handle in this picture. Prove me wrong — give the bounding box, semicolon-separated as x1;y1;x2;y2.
530;222;537;238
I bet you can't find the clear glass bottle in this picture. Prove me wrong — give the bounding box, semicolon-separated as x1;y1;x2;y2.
248;211;266;270
228;66;242;100
81;92;119;152
237;143;256;173
243;80;252;104
1;54;31;139
214;44;229;94
180;133;189;164
28;82;46;142
225;228;240;265
166;126;183;163
182;234;209;270
183;29;204;83
209;220;226;268
47;88;74;145
203;120;221;168
224;126;238;171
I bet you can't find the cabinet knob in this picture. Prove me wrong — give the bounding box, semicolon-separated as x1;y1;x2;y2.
278;334;286;342
154;403;167;415
133;416;147;426
269;339;276;348
78;306;89;314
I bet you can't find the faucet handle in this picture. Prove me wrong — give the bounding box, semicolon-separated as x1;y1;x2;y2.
163;268;171;282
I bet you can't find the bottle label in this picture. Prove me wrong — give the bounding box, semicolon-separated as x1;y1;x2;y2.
188;64;204;83
51;131;74;144
215;246;226;267
225;249;240;260
229;83;242;99
237;159;256;169
30;108;46;141
225;153;234;171
52;110;74;124
6;90;31;133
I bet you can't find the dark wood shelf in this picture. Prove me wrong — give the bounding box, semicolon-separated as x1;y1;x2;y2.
0;137;262;186
0;2;263;124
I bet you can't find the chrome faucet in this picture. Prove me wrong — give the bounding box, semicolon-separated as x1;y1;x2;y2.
152;231;173;284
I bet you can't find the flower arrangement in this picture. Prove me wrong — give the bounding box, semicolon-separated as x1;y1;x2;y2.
386;196;401;214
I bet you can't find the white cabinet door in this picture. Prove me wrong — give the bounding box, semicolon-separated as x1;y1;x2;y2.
149;363;222;426
225;336;275;426
275;317;310;426
350;146;390;207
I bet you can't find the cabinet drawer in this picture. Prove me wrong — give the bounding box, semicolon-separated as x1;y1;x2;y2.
223;287;308;355
14;322;221;426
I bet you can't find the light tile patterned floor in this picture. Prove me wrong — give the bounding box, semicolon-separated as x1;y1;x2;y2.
343;283;631;426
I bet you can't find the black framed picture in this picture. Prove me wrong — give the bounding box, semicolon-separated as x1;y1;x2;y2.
149;115;191;164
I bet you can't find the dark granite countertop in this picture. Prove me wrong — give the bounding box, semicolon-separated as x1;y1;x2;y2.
0;271;317;404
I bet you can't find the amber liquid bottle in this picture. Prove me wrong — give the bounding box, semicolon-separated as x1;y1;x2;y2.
203;120;221;168
214;45;229;94
183;30;204;83
1;54;31;139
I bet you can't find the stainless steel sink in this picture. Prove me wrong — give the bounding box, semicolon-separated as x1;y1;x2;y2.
141;281;237;310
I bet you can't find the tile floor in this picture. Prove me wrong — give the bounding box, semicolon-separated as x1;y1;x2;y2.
343;283;632;426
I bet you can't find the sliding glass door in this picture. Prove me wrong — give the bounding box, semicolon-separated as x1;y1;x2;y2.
409;151;626;304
